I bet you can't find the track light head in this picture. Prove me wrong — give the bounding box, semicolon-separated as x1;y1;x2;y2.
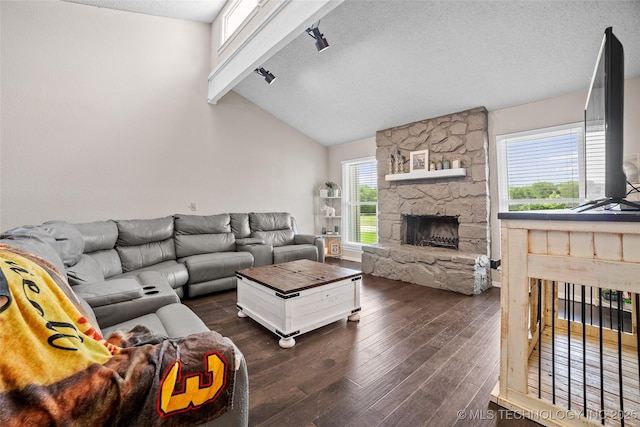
254;67;276;84
306;26;329;52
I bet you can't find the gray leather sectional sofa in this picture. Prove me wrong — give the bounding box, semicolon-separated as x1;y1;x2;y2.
0;211;322;427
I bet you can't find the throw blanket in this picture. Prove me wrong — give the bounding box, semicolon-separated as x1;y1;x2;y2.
0;246;235;426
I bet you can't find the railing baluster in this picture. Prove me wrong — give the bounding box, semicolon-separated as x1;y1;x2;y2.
582;285;587;414
538;278;542;399
590;286;593;325
572;283;576;322
552;280;556;405
567;283;572;410
599;286;605;425
617;291;625;427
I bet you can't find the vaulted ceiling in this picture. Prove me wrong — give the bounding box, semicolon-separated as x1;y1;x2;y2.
66;1;640;146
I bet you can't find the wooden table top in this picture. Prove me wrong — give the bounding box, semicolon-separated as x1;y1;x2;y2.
236;259;362;294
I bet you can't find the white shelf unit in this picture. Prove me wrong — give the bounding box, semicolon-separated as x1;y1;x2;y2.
316;184;342;259
385;168;466;181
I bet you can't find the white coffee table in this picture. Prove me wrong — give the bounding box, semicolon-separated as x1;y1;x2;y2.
236;259;362;348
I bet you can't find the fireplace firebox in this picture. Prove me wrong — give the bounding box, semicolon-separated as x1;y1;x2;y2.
402;215;459;249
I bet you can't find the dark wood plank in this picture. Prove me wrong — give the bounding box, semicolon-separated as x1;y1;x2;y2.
183;259;541;427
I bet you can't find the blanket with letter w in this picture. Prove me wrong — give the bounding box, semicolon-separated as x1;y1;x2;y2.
0;246;235;426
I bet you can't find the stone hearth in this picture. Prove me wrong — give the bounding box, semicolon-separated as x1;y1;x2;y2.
362;107;491;295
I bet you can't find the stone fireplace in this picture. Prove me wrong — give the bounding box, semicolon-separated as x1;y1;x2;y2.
362;107;491;295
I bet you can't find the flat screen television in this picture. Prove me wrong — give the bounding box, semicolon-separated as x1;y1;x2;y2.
579;27;639;211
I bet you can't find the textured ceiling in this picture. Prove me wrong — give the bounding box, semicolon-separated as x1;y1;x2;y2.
65;1;640;147
233;0;640;146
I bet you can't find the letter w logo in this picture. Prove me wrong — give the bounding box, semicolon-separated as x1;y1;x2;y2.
157;351;228;417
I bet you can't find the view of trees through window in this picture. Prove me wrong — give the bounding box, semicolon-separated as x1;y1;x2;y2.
509;180;580;211
344;159;377;245
357;182;377;243
498;124;584;212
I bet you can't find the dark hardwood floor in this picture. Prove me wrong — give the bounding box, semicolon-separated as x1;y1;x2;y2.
184;259;540;427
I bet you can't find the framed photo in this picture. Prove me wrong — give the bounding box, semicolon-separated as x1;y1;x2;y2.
330;243;340;255
410;150;429;172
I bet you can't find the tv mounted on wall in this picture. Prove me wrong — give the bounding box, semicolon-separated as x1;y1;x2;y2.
578;26;640;211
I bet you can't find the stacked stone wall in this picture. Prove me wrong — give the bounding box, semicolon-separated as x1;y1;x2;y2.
363;107;491;295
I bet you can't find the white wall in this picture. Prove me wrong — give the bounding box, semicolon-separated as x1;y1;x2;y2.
0;0;327;233
488;76;640;264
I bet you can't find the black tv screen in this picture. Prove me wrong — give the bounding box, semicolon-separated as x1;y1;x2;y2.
584;27;627;201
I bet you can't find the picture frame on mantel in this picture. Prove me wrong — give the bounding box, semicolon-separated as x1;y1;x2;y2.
410;150;429;172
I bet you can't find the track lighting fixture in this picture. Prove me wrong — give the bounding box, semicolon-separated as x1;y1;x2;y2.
306;24;329;52
254;67;276;84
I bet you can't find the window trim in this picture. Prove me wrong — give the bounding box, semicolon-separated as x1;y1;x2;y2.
341;156;378;252
496;122;585;212
219;0;261;52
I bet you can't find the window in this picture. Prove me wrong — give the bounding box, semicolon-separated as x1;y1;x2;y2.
497;123;585;211
342;157;378;248
221;0;258;46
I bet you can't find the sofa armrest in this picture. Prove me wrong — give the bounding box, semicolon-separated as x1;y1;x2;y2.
294;234;316;245
293;235;325;263
314;236;325;263
74;278;143;307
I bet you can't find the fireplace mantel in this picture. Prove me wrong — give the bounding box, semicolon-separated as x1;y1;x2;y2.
385;168;466;181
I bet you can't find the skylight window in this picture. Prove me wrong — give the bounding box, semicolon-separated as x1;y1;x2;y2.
221;0;259;45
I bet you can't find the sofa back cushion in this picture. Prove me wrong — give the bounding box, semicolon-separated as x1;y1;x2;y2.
75;221;122;279
174;214;236;258
75;221;118;253
39;221;85;268
230;213;251;238
115;217;176;272
249;212;295;247
66;254;104;286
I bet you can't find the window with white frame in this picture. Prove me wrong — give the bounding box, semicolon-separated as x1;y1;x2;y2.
221;0;259;46
342;157;378;248
496;123;585;212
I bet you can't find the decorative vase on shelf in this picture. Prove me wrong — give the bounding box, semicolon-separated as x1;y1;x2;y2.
320;189;328;198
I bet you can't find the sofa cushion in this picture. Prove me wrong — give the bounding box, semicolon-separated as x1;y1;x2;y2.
249;212;295;246
116;239;176;272
100;303;209;338
88;250;123;279
67;254;104;286
75;220;118;252
230;213;251;238
40;221;85;267
116;216;174;246
179;252;253;284
115;217;176;272
175;233;236;258
73;278;143;308
252;229;295;247
174;213;235;257
117;260;188;289
174;213;231;234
